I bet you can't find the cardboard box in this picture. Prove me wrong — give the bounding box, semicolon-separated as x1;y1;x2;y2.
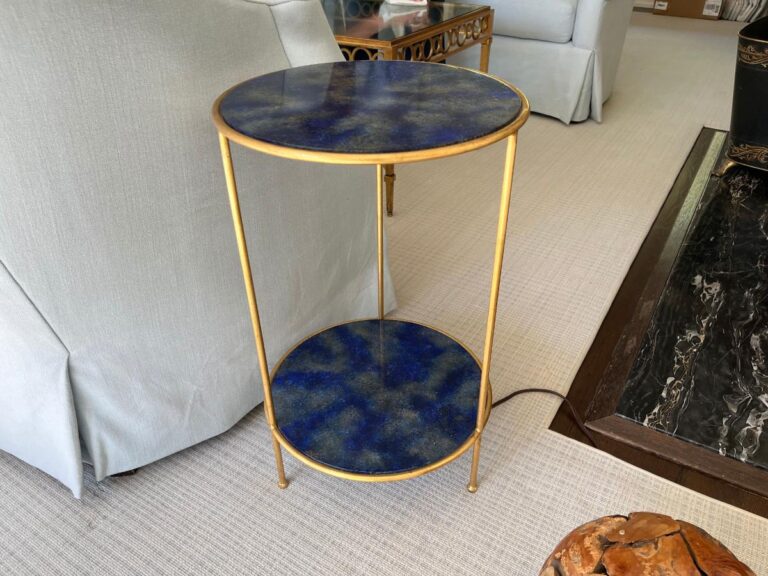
653;0;723;19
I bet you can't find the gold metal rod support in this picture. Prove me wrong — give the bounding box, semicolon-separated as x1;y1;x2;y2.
468;134;519;493
218;133;288;489
377;164;385;320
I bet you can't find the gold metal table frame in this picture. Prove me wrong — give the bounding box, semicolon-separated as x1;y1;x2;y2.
213;65;529;492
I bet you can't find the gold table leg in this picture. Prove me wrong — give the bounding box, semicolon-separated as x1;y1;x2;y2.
480;37;492;73
468;134;519;493
218;134;288;489
384;164;396;217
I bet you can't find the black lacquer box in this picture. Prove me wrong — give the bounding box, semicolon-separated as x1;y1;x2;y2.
728;17;768;171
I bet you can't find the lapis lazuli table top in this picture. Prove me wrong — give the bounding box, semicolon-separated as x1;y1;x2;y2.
271;320;481;474
217;61;523;155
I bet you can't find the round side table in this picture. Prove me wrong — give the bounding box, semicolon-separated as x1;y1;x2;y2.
212;60;529;492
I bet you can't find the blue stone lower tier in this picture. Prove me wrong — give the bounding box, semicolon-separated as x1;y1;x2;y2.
271;320;482;475
617;166;768;470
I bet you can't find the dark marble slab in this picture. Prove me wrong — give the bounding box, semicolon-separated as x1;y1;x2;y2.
217;61;522;154
617;167;768;470
271;319;480;474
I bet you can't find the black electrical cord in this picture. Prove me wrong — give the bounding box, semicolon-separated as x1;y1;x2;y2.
491;387;598;447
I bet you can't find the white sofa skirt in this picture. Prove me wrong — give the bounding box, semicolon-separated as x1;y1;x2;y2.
452;37;594;124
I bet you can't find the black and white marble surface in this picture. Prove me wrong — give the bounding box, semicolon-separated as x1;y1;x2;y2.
617;167;768;470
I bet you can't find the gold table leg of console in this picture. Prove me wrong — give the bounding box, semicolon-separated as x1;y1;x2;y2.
468;134;518;493
218;133;288;489
480;37;492;73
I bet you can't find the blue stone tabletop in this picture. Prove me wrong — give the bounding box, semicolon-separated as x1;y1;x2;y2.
217;61;523;154
271;320;481;474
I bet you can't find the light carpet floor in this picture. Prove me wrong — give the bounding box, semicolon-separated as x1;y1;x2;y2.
2;13;767;575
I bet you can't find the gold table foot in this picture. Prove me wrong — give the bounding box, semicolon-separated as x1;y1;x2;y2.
467;435;482;493
272;435;289;489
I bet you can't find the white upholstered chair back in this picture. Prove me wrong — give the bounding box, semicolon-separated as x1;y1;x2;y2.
0;0;391;496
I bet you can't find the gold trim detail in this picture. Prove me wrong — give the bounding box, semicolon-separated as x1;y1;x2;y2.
333;6;493;68
392;15;491;62
339;46;382;61
739;23;768;45
729;143;768;165
738;43;768;67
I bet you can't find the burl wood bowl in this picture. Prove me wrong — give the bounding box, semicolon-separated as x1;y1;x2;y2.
540;512;755;575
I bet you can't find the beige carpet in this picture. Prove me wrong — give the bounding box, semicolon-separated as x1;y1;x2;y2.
2;13;767;575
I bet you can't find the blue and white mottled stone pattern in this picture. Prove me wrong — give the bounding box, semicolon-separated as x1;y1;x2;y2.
218;61;522;154
617;167;768;470
271;320;480;474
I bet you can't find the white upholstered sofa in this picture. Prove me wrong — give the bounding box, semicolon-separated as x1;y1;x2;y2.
0;0;393;497
451;0;634;123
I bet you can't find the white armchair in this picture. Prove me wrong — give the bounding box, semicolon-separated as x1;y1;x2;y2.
451;0;634;123
0;0;393;497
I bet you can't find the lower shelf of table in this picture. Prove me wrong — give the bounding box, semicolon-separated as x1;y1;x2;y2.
270;319;490;479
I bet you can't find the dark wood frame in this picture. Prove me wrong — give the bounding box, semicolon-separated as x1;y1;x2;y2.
550;128;768;518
